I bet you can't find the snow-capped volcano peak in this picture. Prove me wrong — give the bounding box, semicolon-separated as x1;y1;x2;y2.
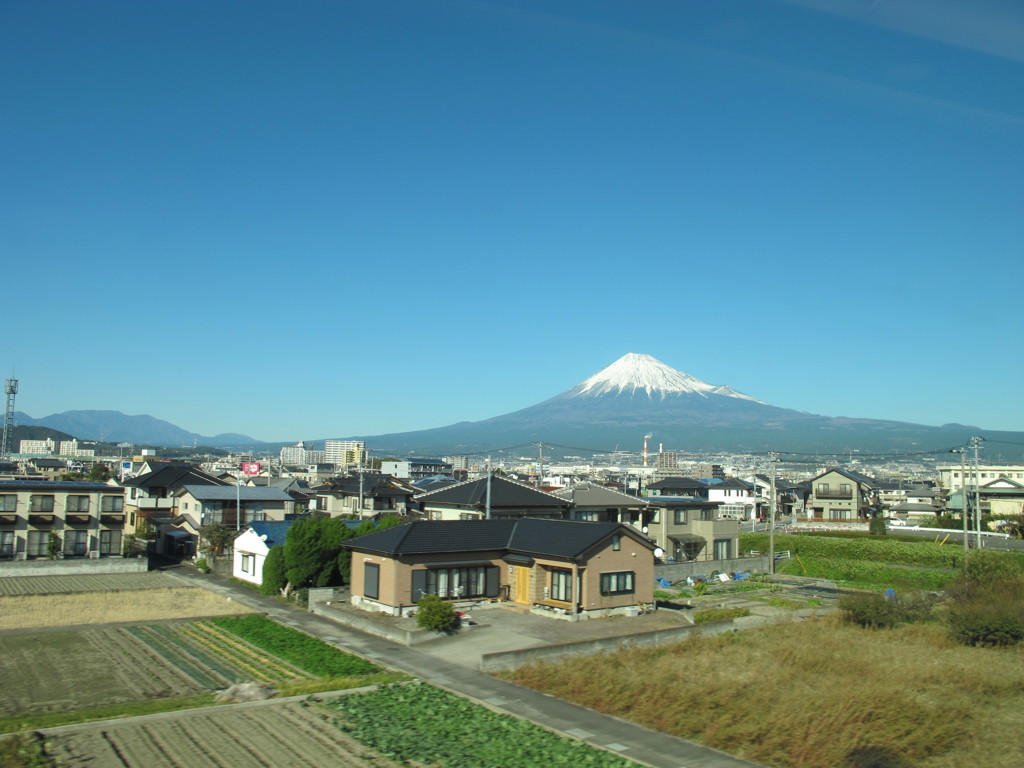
570;353;761;402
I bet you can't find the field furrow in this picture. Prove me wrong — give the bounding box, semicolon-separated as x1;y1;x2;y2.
124;626;225;689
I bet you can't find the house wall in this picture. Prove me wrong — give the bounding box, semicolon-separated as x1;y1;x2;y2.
232;529;269;585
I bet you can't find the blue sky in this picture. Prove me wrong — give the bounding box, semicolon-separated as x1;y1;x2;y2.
3;0;1022;442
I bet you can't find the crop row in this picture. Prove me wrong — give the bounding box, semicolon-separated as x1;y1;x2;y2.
180;623;307;682
209;615;380;677
327;683;638;767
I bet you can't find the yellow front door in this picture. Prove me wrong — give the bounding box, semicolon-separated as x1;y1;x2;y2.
513;565;531;604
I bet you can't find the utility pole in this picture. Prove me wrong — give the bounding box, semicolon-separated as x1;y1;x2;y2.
951;448;968;560
971;436;984;549
358;453;364;518
769;451;778;574
485;456;492;520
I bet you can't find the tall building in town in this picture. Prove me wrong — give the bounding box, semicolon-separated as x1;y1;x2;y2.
18;438;56;455
325;440;367;468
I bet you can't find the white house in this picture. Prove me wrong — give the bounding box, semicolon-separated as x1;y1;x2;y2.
232;520;296;586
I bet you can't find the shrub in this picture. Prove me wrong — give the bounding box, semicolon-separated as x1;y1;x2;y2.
415;594;459;633
193;558;210;573
693;606;750;624
942;552;1024;647
869;516;887;536
961;549;1024;585
260;545;287;596
840;592;905;629
945;594;1024;647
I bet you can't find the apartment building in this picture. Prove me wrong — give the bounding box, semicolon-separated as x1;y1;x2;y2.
325;440;367;468
0;481;126;560
18;439;56;455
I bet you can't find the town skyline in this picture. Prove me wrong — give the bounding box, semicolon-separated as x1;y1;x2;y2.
3;1;1022;439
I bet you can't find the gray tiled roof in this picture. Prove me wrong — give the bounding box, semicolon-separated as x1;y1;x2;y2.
415;475;567;508
550;483;648;507
180;485;293;502
346;518;652;560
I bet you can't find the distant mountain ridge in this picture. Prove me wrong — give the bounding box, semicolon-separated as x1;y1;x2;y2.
13;410;263;449
14;354;1023;456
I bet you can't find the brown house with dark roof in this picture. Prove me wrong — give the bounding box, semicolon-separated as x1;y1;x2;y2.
345;518;655;620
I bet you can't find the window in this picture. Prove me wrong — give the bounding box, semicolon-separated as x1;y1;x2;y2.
364;562;380;599
101;496;124;513
700;508;715;521
64;530;88;557
599;571;635;596
714;538;732;560
612;533;621;550
0;531;13;558
816;483;829;496
66;495;90;513
27;530;48;558
0;494;16;512
413;566;499;601
648;510;660;524
551;569;572;602
839;484;851;496
99;530;121;556
674;509;687;525
30;495;55;513
575;510;598;521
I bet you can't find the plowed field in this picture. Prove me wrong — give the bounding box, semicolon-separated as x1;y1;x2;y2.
0;622;313;719
44;699;401;768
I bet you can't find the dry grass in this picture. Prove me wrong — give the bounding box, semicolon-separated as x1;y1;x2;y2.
0;587;256;629
504;617;1024;768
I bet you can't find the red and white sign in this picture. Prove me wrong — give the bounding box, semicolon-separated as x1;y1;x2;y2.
241;462;262;475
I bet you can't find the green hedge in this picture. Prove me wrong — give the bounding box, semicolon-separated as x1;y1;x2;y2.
741;532;965;569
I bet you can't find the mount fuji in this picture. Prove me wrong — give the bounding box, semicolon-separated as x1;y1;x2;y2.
349;353;1008;457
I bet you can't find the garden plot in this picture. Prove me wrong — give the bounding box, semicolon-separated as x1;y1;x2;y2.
0;571;183;596
0;622;317;720
44;700;400;768
0;587;255;629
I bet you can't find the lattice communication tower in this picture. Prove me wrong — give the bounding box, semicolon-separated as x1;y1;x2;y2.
1;378;17;460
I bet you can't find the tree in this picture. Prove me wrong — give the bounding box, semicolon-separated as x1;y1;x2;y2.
47;532;62;560
135;518;156;541
198;524;236;562
261;545;288;596
282;515;396;593
87;463;111;482
283;516;354;592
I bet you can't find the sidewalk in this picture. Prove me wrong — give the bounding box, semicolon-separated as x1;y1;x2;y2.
163;563;767;768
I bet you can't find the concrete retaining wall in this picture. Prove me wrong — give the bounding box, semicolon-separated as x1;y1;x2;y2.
655;556;770;583
0;557;149;577
308;588;437;646
479;619;738;673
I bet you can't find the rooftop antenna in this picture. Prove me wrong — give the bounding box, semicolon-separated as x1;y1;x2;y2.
2;377;18;460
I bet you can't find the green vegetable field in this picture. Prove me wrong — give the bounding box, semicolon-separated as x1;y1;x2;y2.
328;683;639;767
